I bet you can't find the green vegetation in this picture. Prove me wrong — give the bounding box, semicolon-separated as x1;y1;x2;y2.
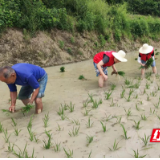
60;66;65;72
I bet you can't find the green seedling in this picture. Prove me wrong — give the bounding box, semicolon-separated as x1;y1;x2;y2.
0;122;3;133
147;94;150;101
43;131;52;149
86;135;93;146
110;98;116;107
88;93;94;103
61;114;66;120
124;108;132;117
135;58;137;60
138;100;143;105
150;91;156;97
142;89;146;95
141;114;147;121
83;108;91;116
34;135;40;143
133;120;141;130
134;94;138;99
7;142;15;153
3;129;11;143
56;123;63;131
83;100;89;108
157;85;160;91
63;148;73;158
104;91;112;100
53;142;61;152
116;116;122;124
60;66;65;72
157;115;160;121
109;139;121;151
154;102;160;109
100;121;106;132
155;52;160;55
14;128;22;136
146;83;150;89
27;127;34;141
68;127;80;137
120;89;125;98
111;84;116;90
140;134;150;147
150;108;155;114
105;115;113;122
21;104;34;116
70;119;80;125
117;71;125;77
27;115;33;129
88;150;92;158
125;79;131;85
79;75;85;80
57;106;64;116
135;104;141;111
2;109;11;116
92;99;102;109
86;117;94;128
133;149;146;158
11;118;17;127
68;102;75;112
121;124;131;140
128;83;140;89
43;112;49;128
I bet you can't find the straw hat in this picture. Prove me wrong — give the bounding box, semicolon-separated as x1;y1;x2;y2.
139;44;153;54
112;50;127;62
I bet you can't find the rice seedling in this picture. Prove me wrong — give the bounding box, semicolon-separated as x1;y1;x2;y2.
125;79;131;85
133;149;146;158
86;117;94;128
110;98;116;107
147;94;150;101
43;112;49;128
83;109;91;116
27;115;33;129
155;52;160;55
27;127;34;141
88;150;92;158
140;58;153;69
150;108;155;114
128;83;140;89
61;103;68;110
68;127;80;137
21;104;34;116
68;102;75;112
105;115;113;122
157;115;160;121
60;66;65;72
83;100;89;108
146;83;150;89
116;116;122;124
53;142;61;152
111;84;116;90
7;142;15;153
79;75;85;80
141;114;147;121
60;114;66;120
135;104;140;111
86;135;93;146
100;121;106;132
134;94;138;99
124;108;132;117
154;102;160;109
140;134;150;147
14;128;22;136
2;109;11;116
70;119;80;125
142;89;146;95
133;120;141;130
34;135;40;143
121;124;131;140
150;91;156;97
120;89;125;98
11;118;17;127
104;91;112;100
92;99;102;109
57;106;64;116
138;100;143;105
109;139;121;151
0;122;3;133
56;124;63;131
63;148;73;158
43;131;52;149
88;93;94;103
3;129;11;143
117;71;125;77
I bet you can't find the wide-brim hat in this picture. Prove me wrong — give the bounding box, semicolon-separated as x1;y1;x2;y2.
112;50;127;62
139;43;153;54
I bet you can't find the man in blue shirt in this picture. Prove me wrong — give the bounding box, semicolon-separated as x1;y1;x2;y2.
0;63;48;114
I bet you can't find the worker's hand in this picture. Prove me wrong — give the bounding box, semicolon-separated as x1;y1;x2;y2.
111;70;118;75
28;99;33;105
103;75;108;81
141;63;145;67
9;105;15;113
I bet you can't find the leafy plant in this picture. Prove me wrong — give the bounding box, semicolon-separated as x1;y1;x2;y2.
61;114;66;120
121;124;131;140
104;91;112;100
147;94;150;101
100;121;106;132
105;115;113;122
63;148;73;158
125;79;131;85
88;150;92;158
88;94;94;103
70;119;80;125
68;127;80;137
109;139;121;151
86;135;93;146
133;149;146;158
86;117;94;128
60;66;65;72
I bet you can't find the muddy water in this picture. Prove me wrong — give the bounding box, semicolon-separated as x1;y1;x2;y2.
1;50;160;158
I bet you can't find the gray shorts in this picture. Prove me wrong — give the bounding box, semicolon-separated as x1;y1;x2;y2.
18;73;48;100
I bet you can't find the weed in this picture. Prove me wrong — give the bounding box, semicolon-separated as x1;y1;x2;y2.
86;135;93;146
124;108;132;117
100;121;106;132
79;75;85;80
60;66;65;72
141;114;147;121
3;129;11;143
104;91;112;100
43;112;49;128
70;37;75;43
133;149;146;158
27;127;34;141
14;128;22;136
133;120;141;130
121;124;131;140
68;127;80;137
63;148;73;158
157;85;160;90
140;134;150;147
11;118;17;127
53;142;61;152
86;117;94;128
68;102;75;112
120;89;125;98
109;139;121;151
138;100;143;105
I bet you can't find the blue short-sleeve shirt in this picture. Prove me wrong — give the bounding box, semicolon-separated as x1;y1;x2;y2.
7;63;46;92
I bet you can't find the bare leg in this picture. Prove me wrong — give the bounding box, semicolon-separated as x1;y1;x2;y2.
141;68;145;79
98;75;108;88
152;66;157;74
35;98;43;114
21;99;30;105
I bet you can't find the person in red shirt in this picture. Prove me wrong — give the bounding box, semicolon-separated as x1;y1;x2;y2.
137;44;157;77
93;50;127;87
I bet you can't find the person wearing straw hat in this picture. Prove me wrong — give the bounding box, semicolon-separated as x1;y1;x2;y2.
137;43;157;77
93;50;127;87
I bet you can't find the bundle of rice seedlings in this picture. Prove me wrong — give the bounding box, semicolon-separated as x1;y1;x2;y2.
117;71;125;77
139;58;153;69
21;104;34;115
